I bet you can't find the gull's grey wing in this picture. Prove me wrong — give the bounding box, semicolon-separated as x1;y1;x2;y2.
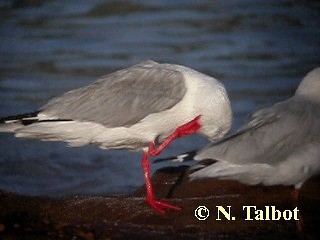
195;97;320;165
191;142;320;187
40;61;186;127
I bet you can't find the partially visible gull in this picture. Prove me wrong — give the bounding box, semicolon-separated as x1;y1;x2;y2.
161;68;320;194
0;60;232;213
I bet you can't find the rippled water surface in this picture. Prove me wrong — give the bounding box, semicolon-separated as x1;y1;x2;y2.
0;0;319;197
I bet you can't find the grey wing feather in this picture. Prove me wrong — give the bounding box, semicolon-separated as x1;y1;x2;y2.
191;142;320;187
195;97;320;165
40;61;186;127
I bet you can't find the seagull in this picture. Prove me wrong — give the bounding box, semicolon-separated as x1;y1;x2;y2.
0;60;232;213
159;68;320;196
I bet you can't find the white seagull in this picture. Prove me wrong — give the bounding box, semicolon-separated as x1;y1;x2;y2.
0;60;232;213
162;68;320;196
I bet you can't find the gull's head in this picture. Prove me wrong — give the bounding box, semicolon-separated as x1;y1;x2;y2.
295;67;320;102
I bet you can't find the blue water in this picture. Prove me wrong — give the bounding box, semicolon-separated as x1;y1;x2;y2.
0;0;319;197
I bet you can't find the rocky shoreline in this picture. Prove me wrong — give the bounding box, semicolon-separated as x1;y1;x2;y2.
0;166;319;239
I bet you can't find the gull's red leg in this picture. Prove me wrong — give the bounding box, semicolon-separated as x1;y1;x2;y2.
149;115;202;156
141;151;181;214
291;187;299;201
291;188;304;238
141;116;201;213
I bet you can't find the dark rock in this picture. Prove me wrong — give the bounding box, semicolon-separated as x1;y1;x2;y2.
0;166;319;239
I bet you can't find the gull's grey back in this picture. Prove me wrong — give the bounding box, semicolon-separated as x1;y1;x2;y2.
40;61;186;128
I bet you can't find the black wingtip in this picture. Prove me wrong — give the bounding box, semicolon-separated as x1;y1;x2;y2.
196;158;217;166
153;150;198;163
1;111;75;126
0;111;40;124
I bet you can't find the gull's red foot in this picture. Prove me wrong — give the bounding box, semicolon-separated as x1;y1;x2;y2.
146;196;182;214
